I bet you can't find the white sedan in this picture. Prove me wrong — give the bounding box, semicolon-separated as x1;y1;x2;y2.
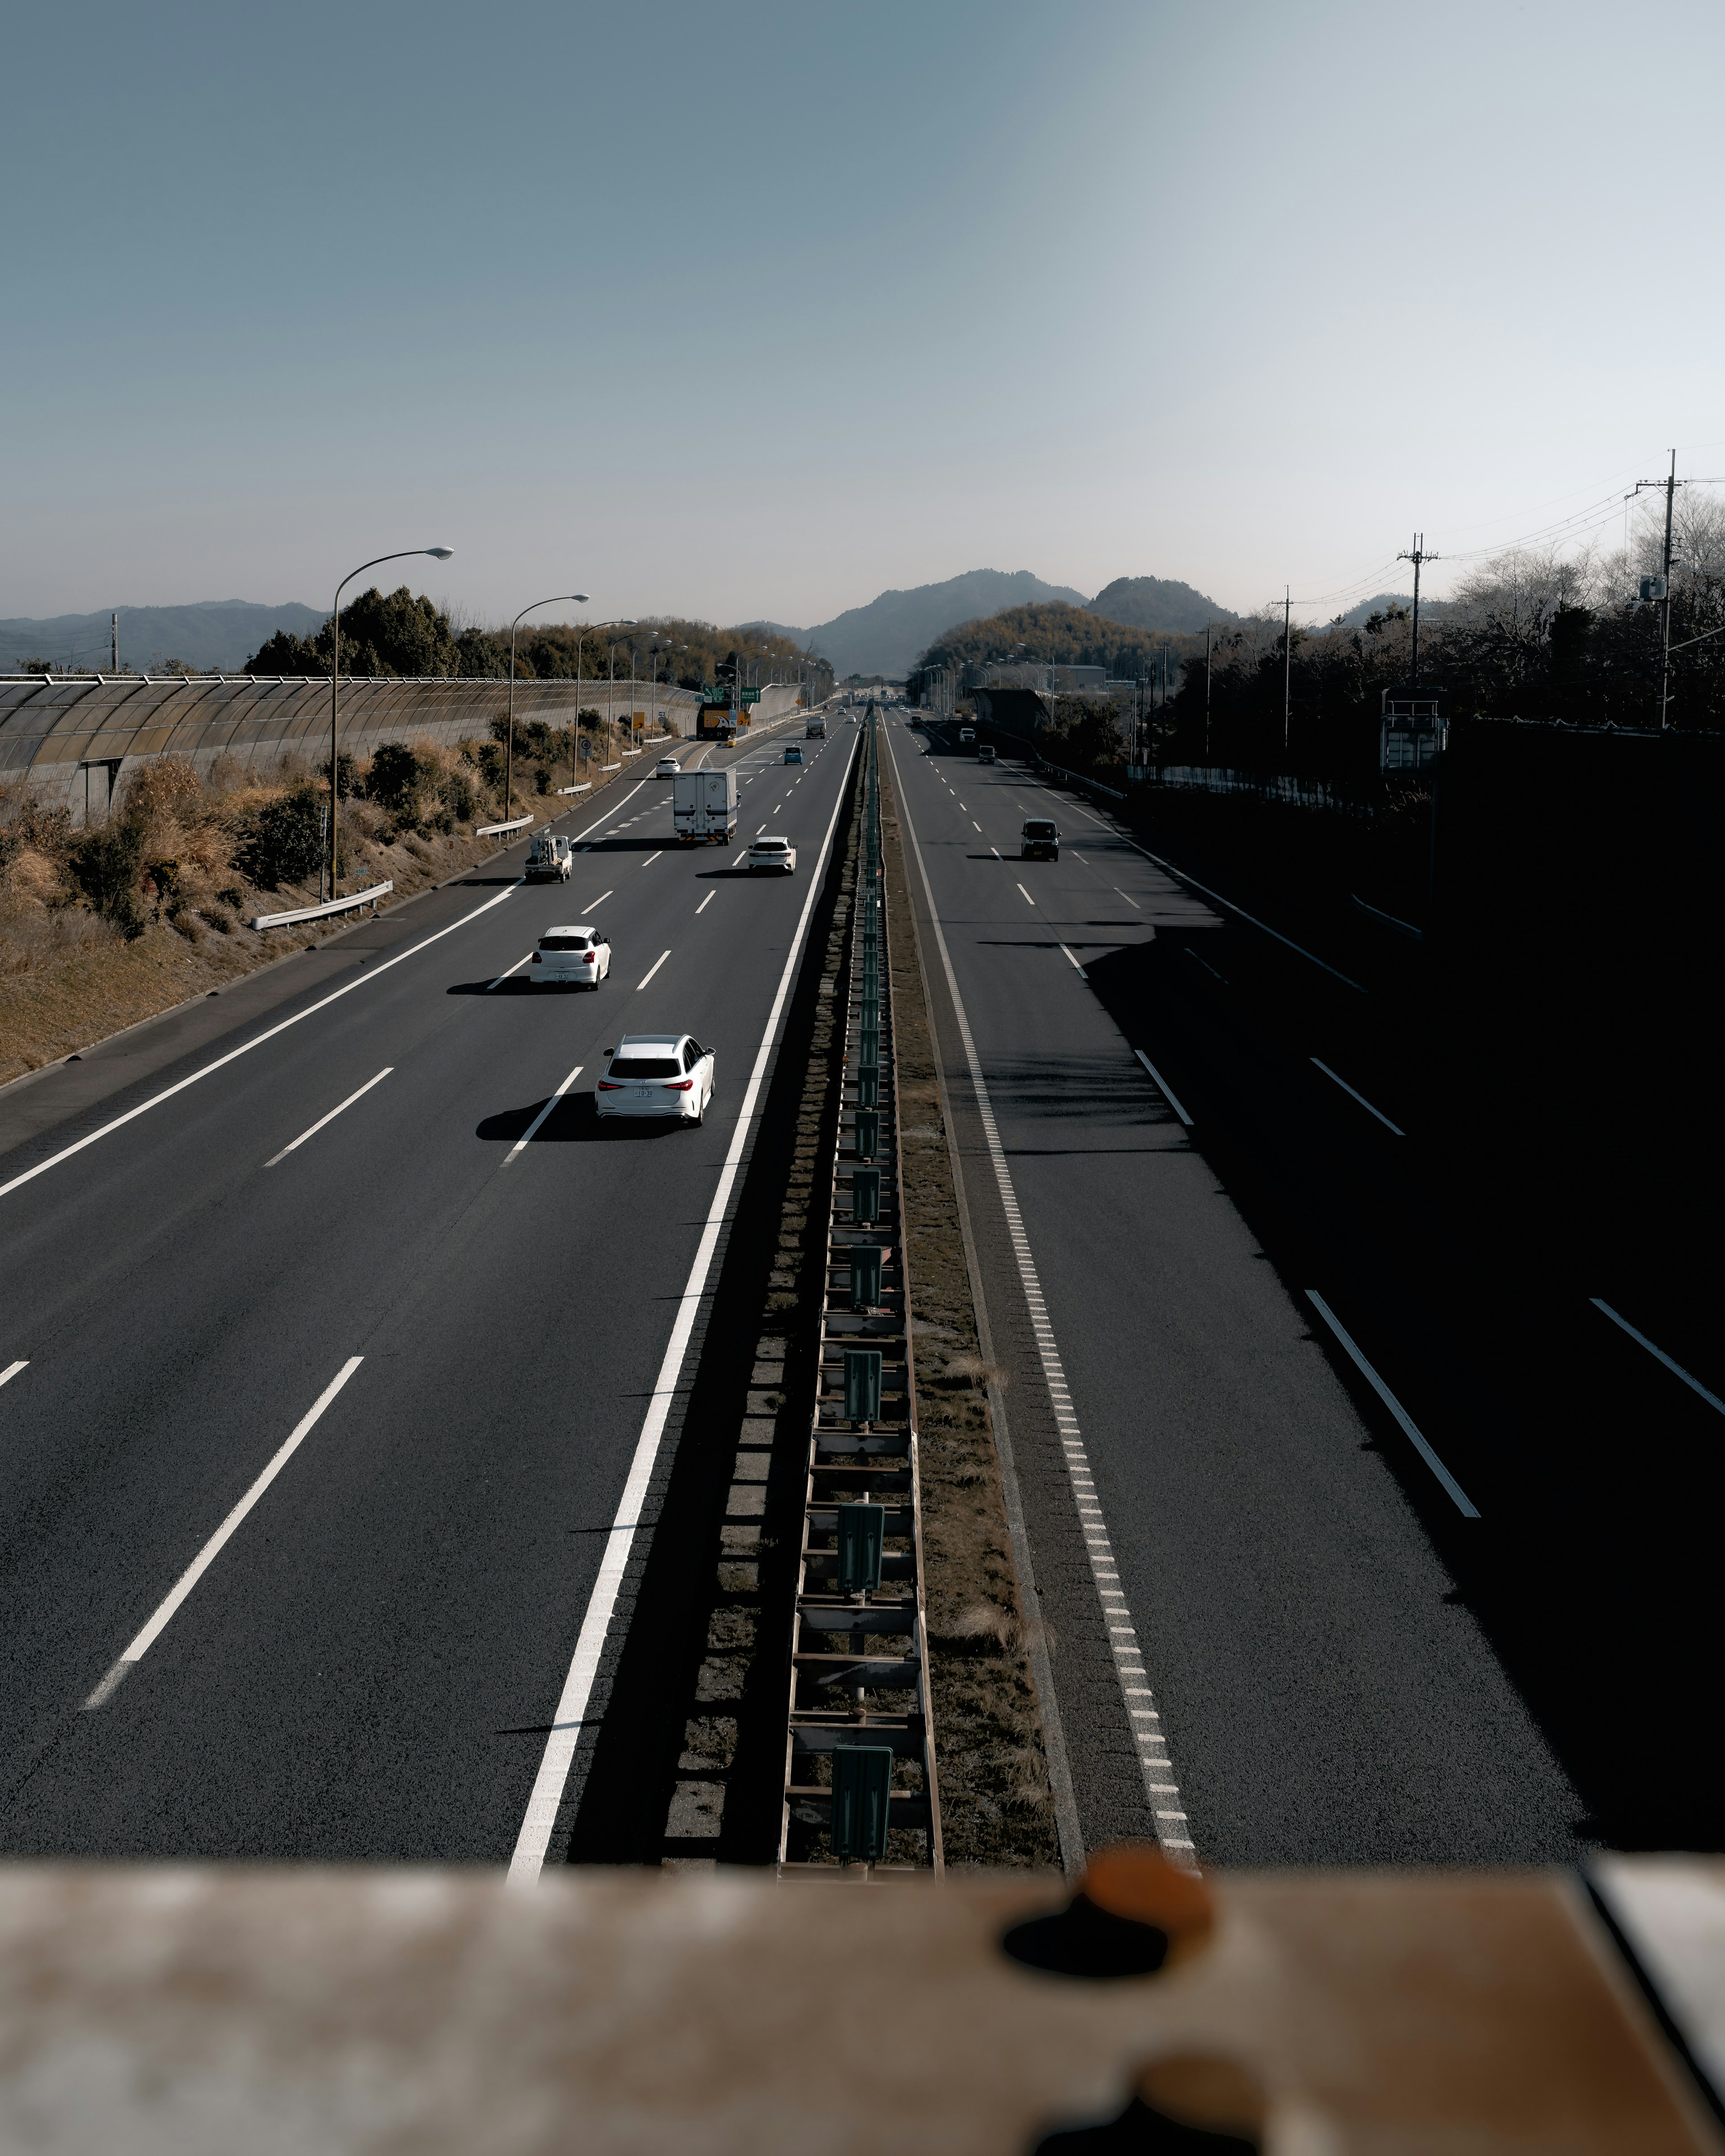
531;925;610;989
595;1033;715;1127
656;755;681;777
748;835;796;874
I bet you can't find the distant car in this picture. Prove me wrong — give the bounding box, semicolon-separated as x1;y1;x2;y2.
977;744;996;763
959;726;975;742
596;1033;715;1127
748;835;796;874
656;755;681;778
783;745;803;764
532;924;611;989
1020;819;1059;862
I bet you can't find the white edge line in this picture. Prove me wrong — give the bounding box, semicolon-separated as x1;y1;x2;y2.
84;1356;365;1706
1057;943;1089;981
0;1359;27;1388
504;1065;584;1164
1305;1291;1479;1516
1096;820;1366;992
1591;1299;1725;1417
1;885;519;1203
508;729;860;1883
264;1068;393;1167
1133;1048;1193;1127
885;725;1194;1868
1310;1056;1405;1136
636;950;672;991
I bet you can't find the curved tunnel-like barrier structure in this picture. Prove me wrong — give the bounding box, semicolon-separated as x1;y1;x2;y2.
0;675;806;823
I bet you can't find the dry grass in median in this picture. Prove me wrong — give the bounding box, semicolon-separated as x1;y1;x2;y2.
879;749;1060;1869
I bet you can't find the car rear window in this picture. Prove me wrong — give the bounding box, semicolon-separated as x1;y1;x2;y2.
1024;821;1057;838
610;1057;680;1078
755;839;787;849
539;935;591;950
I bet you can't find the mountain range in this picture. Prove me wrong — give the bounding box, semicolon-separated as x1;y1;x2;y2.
0;600;326;676
749;567;1237;675
3;571;1247;682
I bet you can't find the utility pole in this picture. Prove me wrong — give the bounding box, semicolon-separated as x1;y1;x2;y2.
1282;587;1292;755
1397;533;1440;691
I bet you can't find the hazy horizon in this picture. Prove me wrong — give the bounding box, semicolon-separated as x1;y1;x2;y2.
9;0;1723;632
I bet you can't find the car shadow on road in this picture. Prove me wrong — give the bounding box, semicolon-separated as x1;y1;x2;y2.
476;1095;686;1144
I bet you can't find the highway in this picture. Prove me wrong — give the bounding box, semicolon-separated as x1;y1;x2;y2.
886;716;1725;1863
0;716;855;1865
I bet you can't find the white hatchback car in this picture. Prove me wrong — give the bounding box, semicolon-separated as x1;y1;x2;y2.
748;835;796;874
595;1034;715;1126
531;924;610;989
656;755;681;778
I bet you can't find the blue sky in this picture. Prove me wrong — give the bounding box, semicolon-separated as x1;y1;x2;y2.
8;0;1724;630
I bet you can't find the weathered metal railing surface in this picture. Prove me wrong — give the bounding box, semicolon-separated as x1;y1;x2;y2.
778;706;942;1877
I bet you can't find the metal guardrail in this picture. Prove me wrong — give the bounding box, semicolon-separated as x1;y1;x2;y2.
474;812;535;839
1034;758;1127;800
252;881;393;931
553;783;592;797
779;705;942;1877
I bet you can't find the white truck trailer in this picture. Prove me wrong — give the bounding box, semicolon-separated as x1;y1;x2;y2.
672;768;739;845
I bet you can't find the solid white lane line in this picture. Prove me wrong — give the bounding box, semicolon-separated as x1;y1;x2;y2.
1591;1299;1725;1417
483;953;534;993
83;1356;365;1710
1094;825;1364;992
0;884;522;1206
636;951;671;991
1017;883;1036;906
265;1068;393;1168
0;1360;27;1389
886;725;1195;1864
1133;1048;1193;1127
640;852;663;867
695;892;715;915
504;1065;584;1164
1305;1291;1479;1516
1058;944;1089;981
1310;1057;1405;1136
510;730;861;1884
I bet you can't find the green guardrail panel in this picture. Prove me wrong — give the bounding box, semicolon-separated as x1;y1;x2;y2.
844;1345;883;1421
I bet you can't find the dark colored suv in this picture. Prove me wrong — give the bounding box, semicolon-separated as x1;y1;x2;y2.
1021;818;1059;861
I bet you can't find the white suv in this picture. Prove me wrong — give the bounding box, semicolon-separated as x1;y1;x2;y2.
748;835;796;874
596;1034;715;1126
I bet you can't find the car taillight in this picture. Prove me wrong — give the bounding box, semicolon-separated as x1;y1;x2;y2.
531;952;542;963
597;1080;621;1090
667;1080;694;1091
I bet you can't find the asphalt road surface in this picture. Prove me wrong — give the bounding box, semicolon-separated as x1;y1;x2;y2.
886;716;1725;1864
0;716;855;1864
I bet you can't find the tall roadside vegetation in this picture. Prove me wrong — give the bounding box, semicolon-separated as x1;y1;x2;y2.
1172;498;1725;779
244;589;832;694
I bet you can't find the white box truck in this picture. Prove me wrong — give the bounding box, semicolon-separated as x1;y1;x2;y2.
672;767;739;844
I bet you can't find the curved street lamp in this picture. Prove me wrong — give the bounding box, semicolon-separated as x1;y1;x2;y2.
507;593;590;818
330;546;453;898
572;617;634;769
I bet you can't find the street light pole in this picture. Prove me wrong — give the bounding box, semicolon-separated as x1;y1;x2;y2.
508;592;590;820
329;545;452;899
